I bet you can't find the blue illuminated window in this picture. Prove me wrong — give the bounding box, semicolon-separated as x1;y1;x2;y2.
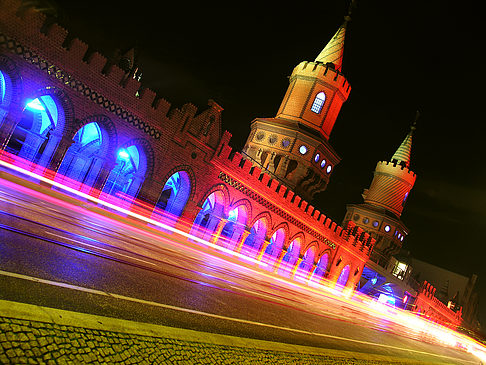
299;145;308;155
310;92;326;114
320;159;326;168
314;153;320;162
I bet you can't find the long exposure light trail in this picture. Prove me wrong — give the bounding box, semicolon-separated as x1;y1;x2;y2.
1;153;486;362
0;154;266;268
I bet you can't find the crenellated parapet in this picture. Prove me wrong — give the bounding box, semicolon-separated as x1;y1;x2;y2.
213;139;374;263
414;281;463;329
0;0;190;140
363;160;417;218
276;60;351;140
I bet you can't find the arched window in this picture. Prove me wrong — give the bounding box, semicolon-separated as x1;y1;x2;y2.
242;218;267;257
154;171;191;220
310;92;326;114
260;228;285;270
294;247;316;282
277;238;301;277
0;70;12;125
336;265;350;289
310;253;329;284
57;122;105;190
191;191;225;241
6;95;64;167
103;145;147;201
219;205;248;249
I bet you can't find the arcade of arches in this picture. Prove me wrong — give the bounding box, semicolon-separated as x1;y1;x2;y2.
0;61;359;292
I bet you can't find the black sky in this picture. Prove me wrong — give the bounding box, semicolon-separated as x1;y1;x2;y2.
45;1;485;324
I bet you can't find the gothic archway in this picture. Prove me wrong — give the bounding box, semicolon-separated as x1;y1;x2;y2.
5;94;66;167
277;237;302;277
154;170;192;220
102;144;147;202
294;245;316;282
260;226;286;270
241;217;268;257
56;121;108;191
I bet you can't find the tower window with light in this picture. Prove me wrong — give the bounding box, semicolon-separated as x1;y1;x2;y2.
310;92;326;114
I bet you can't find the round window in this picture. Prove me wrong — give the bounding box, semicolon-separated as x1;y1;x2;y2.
281;138;291;148
268;134;278;145
314;153;320;162
326;165;332;174
372;220;379;228
320;159;326;168
363;218;369;224
384;225;391;232
256;132;265;141
299;145;308;155
353;214;360;221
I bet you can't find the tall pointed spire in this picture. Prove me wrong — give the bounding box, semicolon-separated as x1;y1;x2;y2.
314;1;355;72
314;21;348;72
391;111;419;168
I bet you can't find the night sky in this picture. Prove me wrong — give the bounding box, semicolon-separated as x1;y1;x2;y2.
41;1;485;324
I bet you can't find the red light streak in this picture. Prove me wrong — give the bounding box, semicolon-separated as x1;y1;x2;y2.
1;152;485;361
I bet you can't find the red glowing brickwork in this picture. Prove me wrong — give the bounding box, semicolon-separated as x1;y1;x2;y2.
0;0;372;292
413;281;463;329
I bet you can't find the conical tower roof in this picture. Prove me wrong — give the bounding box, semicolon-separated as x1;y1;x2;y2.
391;113;419;168
314;18;349;72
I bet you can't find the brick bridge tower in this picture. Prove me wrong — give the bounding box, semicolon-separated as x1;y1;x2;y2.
242;14;352;202
343;122;417;267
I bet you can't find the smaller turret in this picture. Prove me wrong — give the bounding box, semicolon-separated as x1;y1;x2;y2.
343;117;418;265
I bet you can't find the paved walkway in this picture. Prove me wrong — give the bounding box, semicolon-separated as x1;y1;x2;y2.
0;299;435;364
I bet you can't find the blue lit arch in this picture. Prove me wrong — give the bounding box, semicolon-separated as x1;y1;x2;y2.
0;70;12;125
260;225;287;270
219;201;249;249
294;245;317;282
277;236;302;277
241;215;269;257
310;251;330;283
57;121;110;190
0;56;23;130
102;144;147;201
336;264;351;289
154;170;192;220
191;190;226;241
6;92;67;167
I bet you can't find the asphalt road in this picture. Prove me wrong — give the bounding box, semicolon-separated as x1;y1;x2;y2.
0;168;482;364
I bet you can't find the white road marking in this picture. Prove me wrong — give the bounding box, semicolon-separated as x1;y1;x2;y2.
0;269;473;363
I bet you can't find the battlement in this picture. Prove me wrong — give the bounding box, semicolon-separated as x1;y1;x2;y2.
214;141;374;257
0;0;175;133
415;281;463;327
375;160;417;184
292;61;351;98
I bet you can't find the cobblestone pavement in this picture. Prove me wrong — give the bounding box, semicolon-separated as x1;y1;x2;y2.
0;315;428;364
0;298;443;364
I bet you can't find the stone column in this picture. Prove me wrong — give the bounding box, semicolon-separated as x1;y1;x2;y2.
89;161;115;198
42;133;74;179
256;239;270;262
290;258;304;279
234;228;251;253
0;114;20;150
272;250;287;274
210;218;228;245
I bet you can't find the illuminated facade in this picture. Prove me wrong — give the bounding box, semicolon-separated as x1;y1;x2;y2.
0;1;372;294
0;1;478;330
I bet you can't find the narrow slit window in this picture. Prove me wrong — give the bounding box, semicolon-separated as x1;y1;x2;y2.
310;92;326;114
